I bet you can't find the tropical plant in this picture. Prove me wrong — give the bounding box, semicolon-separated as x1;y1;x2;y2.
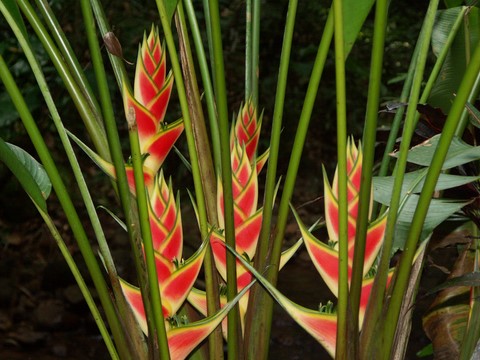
1;0;480;359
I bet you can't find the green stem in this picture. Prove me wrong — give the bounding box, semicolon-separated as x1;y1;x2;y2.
36;207;120;360
89;0;129;92
332;0;349;358
0;52;127;359
36;0;102;121
16;0;110;160
80;1;147;357
245;7;334;359
205;1;241;357
245;0;252;99
251;0;260;104
183;0;222;171
383;39;480;358
349;0;389;352
127;111;170;359
155;1;224;358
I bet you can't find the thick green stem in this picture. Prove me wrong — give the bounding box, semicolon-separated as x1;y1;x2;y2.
0;53;127;359
245;7;334;359
332;0;349;358
155;1;224;358
349;0;389;353
16;0;110;160
128;112;170;359
183;0;222;171
80;1;148;357
205;1;241;357
383;39;480;358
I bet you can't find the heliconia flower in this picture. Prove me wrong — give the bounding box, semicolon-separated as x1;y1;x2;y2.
189;102;299;336
123;26;184;176
71;27;183;195
230;99;269;173
215;139;391;357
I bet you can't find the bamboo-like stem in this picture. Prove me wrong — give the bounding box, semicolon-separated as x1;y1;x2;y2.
349;0;389;353
127;110;170;359
174;7;224;358
245;7;334;359
245;0;252;99
154;1;224;358
16;0;110;160
80;1;148;357
36;0;102;122
183;0;222;171
0;52;128;358
89;0;129;92
383;39;480;358
205;1;241;357
251;0;261;104
332;0;349;358
175;3;217;226
36;207;120;360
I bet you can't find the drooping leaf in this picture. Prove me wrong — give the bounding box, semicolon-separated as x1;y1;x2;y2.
0;138;51;212
395;135;480;169
373;169;480;204
0;0;28;39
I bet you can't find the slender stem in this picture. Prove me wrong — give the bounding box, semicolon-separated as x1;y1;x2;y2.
128;111;170;359
332;0;349;357
183;0;222;171
0;53;127;358
245;0;252;99
80;1;148;357
36;0;102;121
154;1;224;358
383;39;480;358
245;7;334;359
206;1;241;357
251;0;261;104
174;7;224;358
349;0;389;352
16;0;110;160
89;0;129;92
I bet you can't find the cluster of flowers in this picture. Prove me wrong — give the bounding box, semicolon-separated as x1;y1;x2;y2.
99;27;389;359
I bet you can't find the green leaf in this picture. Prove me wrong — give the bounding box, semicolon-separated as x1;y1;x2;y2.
373;169;480;204
429;7;479;113
396;134;480;169
374;167;472;251
0;138;51;212
466;101;480;128
343;0;375;58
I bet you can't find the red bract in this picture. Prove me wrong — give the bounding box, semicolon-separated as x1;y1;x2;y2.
121;173;206;332
189;101;299;336
262;139;391;357
123;27;183;177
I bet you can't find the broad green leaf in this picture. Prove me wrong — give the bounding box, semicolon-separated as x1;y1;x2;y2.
396;134;480;169
429;7;479;113
373;169;480;204
344;0;375;58
0;138;51;212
